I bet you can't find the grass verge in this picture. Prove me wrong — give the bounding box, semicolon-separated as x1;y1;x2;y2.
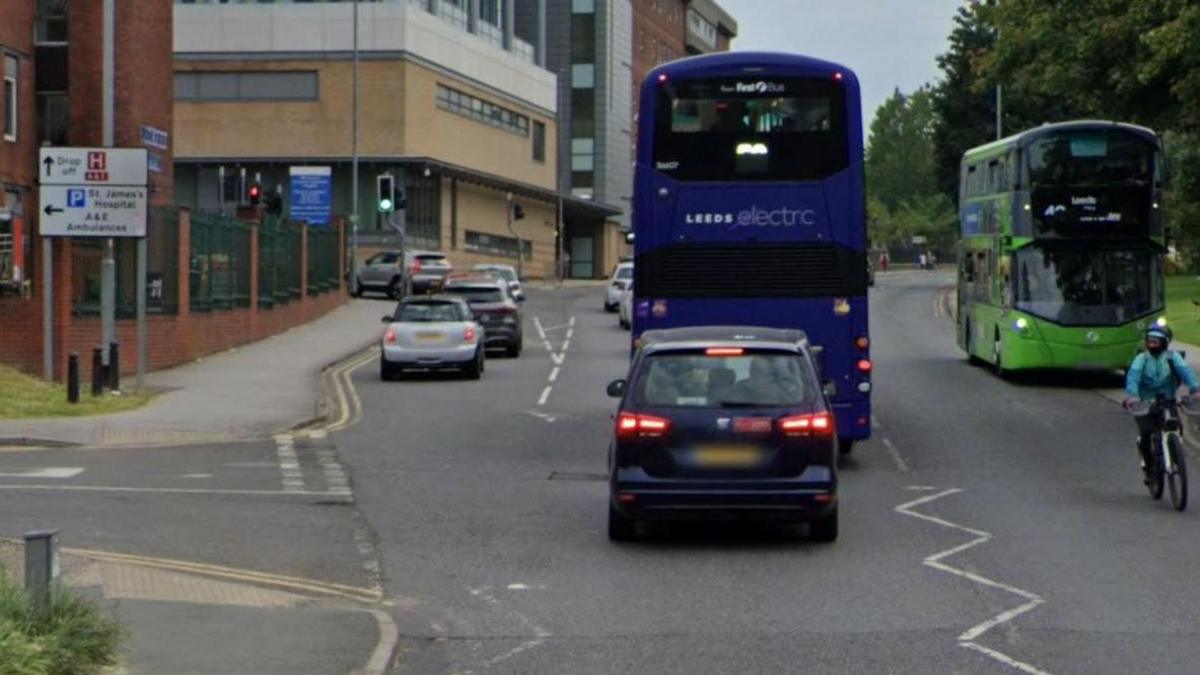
1166;275;1200;346
0;365;153;420
0;573;124;675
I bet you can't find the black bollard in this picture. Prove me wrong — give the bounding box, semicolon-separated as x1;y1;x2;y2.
67;353;80;404
108;341;120;392
91;347;104;396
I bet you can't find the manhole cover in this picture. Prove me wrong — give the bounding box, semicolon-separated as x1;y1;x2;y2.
548;471;606;482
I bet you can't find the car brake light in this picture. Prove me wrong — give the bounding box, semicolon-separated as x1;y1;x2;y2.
616;412;671;439
855;336;869;350
464;325;477;343
857;359;872;373
384;327;397;344
410;259;422;274
705;347;744;356
778;413;833;436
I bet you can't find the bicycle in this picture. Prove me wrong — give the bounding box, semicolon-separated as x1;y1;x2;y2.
1127;395;1198;511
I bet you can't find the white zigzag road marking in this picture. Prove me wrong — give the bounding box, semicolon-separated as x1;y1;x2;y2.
895;488;1053;675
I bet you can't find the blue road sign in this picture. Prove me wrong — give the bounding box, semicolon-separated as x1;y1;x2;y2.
67;189;86;208
289;167;332;226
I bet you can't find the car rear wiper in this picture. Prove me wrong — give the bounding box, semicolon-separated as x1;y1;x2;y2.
715;400;764;408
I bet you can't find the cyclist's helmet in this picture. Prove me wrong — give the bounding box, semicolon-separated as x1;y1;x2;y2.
1146;324;1173;346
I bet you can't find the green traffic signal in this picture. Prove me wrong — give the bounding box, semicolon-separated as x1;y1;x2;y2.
379;197;394;212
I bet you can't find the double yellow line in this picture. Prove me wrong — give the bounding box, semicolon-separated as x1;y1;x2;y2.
320;347;379;434
62;544;384;604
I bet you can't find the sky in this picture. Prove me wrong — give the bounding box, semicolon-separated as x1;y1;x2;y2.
717;0;967;134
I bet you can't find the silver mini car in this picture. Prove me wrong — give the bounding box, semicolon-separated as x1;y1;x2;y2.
380;296;484;380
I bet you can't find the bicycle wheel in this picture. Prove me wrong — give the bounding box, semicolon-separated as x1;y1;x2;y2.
1148;434;1165;500
1167;434;1188;512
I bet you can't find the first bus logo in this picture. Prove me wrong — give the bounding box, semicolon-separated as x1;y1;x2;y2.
85;151;109;182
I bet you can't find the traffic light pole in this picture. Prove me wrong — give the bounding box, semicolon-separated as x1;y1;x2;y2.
506;193;522;280
100;0;115;377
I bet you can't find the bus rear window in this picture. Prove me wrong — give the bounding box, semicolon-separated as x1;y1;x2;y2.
653;77;848;182
1025;130;1157;188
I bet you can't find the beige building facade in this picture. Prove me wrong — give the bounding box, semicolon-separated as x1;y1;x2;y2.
172;1;619;279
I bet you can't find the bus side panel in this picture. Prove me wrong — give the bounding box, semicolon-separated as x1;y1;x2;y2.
632;297;871;441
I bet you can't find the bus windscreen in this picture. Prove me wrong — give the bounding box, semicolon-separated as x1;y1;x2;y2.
653;78;847;182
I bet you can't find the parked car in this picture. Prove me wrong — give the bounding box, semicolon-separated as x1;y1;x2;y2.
355;250;454;299
618;281;634;330
604;326;838;542
443;277;523;357
604;262;634;312
471;263;524;301
379;296;484;380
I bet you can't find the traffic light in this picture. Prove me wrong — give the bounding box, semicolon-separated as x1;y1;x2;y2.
512;203;525;221
377;174;395;213
247;182;262;206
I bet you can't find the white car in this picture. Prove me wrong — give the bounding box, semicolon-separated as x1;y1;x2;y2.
618;283;634;330
604;262;633;312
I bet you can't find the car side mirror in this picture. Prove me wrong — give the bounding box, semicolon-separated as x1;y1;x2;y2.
380;315;393;323
822;381;838;399
606;379;626;398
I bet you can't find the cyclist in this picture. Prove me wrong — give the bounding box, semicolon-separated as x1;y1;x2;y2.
1124;325;1200;482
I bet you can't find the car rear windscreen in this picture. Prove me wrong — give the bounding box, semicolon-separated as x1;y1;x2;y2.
653;77;848;182
445;287;504;303
397;303;464;322
634;352;814;408
417;255;448;264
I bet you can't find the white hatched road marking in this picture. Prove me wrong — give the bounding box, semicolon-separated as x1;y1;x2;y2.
534;315;574;408
895;488;1052;675
274;434;304;493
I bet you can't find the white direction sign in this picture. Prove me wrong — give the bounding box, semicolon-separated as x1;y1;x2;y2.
39;147;148;237
39;185;148;238
40;147;148;186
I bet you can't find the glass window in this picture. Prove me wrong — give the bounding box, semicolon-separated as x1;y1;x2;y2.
571;64;595;89
654;77;848;182
1014;245;1163;326
571;88;595;137
238;71;318;99
532;121;546;162
3;55;16;141
571;0;594;13
1026;129;1157;188
35;0;68;44
197;72;238;99
633;352;814;408
570;14;595;63
445;286;505;303
397;302;465;323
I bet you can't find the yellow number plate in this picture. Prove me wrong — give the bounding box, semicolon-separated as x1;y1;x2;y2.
415;332;444;342
694;446;761;467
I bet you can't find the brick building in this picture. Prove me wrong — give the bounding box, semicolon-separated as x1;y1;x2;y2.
631;0;737;138
0;0;347;381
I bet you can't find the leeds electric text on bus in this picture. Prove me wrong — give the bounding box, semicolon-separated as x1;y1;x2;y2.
957;121;1166;373
631;52;871;453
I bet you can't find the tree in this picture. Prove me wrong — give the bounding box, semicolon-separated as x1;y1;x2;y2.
866;88;956;251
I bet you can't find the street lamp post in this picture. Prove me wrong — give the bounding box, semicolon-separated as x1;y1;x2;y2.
350;0;360;295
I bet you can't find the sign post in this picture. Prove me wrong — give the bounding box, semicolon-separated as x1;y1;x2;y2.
39;147;149;385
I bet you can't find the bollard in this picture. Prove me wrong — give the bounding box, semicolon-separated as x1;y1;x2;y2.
108;341;120;391
24;530;60;617
66;353;80;404
92;347;104;396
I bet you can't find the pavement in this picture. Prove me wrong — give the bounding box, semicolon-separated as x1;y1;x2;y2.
0;298;389;448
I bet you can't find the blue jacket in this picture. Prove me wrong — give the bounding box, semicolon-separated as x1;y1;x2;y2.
1125;350;1200;401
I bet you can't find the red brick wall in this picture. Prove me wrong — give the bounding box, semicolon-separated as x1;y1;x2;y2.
632;0;687;148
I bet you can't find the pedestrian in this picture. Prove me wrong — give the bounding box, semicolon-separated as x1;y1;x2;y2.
928;251;937;271
918;252;927;271
880;251;890;272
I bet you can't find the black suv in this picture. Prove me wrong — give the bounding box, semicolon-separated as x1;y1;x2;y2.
443;277;524;357
605;326;838;542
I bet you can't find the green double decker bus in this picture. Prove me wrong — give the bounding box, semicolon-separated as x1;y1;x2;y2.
956;121;1167;373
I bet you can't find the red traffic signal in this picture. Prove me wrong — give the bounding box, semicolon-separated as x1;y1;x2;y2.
248;182;262;205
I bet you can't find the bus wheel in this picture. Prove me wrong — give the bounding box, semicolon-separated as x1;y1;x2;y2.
993;333;1008;378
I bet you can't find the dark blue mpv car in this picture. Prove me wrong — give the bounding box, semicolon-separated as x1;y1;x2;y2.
606;326;839;542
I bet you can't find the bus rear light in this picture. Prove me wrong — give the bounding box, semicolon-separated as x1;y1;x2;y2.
657;73;669;84
616;412;671;439
706;347;744;357
854;336;869;350
857;359;872;373
779;413;832;436
857;382;871;394
833;72;844;82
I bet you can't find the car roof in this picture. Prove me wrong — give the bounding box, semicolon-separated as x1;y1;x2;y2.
409;250;448;257
472;263;514;270
639;326;809;354
400;294;467;305
444;277;506;289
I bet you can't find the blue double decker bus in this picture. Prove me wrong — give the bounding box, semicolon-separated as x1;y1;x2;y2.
631;52;871;453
